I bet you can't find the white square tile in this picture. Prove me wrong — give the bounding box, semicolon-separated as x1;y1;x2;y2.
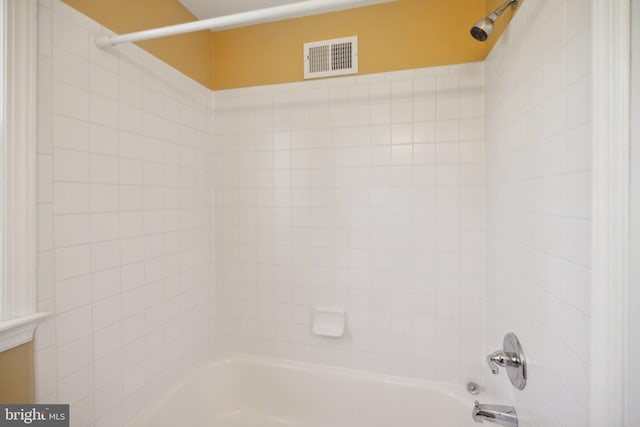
436;142;460;164
91;184;119;212
94;350;123;389
119;186;144;211
56;274;91;313
370;125;391;146
90;64;118;100
92;213;120;242
93;322;123;360
90;95;119;128
53;48;89;90
120;76;143;109
56;305;92;347
54;182;90;214
436;97;459;121
566;219;590;266
460;94;484;119
413;122;436;143
54;115;89;151
57;335;92;378
391;124;412;145
55;244;91;280
90;154;119;184
567;172;591;219
391;101;413;124
435;120;459;142
370;103;391;124
53;15;89;58
53;81;89;121
459;118;483;141
413;98;436;121
391;145;412;166
119;230;144;259
92;267;122;302
93;295;122;331
118;131;145;162
92;240;121;272
436;165;459;186
119;105;144;135
54;149;89;182
57;366;93;405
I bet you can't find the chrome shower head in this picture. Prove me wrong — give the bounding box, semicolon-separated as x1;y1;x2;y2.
470;17;494;42
470;0;518;42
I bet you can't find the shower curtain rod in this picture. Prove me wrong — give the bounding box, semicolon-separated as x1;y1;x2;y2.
94;0;396;48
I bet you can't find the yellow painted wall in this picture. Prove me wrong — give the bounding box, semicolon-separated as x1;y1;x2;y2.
0;343;34;403
58;0;522;90
61;0;212;88
211;0;488;89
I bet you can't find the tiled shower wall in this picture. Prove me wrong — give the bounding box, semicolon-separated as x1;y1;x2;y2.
213;64;485;384
33;1;213;426
484;0;591;425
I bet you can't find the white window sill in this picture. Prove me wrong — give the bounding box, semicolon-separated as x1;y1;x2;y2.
0;312;49;353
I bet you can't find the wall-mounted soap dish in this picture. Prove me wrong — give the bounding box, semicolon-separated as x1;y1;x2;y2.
312;307;345;338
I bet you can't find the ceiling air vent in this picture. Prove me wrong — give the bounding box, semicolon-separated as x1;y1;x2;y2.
304;36;358;80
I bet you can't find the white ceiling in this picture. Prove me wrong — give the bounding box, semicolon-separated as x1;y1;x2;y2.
178;0;314;19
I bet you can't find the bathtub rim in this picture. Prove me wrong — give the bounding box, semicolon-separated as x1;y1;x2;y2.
127;351;481;427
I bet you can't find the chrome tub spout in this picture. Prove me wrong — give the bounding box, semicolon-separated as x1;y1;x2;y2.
472;401;518;427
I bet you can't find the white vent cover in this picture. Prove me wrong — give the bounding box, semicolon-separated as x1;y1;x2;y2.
304;36;358;79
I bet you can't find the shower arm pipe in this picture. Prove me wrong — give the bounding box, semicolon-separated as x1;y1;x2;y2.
487;0;518;20
94;0;394;48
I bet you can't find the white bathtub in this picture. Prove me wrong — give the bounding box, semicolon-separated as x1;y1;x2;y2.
130;354;479;427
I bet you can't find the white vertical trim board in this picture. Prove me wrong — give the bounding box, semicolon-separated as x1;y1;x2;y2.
0;0;46;350
0;0;7;322
590;0;630;426
3;0;38;319
628;0;640;420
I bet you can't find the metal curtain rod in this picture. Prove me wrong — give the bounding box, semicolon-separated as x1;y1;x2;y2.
94;0;396;49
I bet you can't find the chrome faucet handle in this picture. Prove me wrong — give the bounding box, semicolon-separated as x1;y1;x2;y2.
487;350;521;375
487;351;501;375
486;333;527;390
